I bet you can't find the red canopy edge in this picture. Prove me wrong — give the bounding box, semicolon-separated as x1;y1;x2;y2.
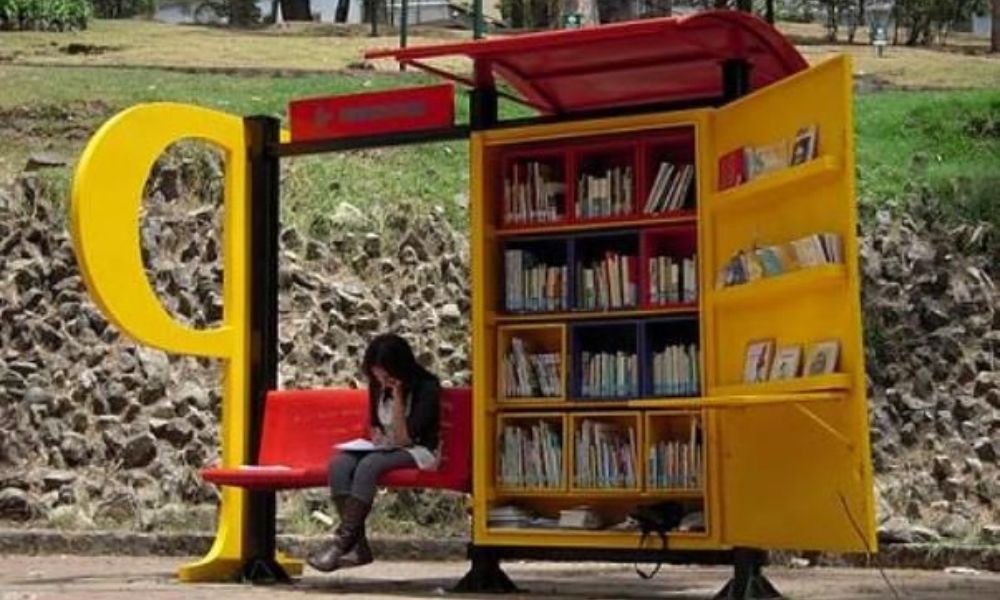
366;11;808;115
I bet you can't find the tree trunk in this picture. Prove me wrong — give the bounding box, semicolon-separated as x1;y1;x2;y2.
765;0;775;24
230;0;259;26
280;0;312;21
992;0;1000;53
714;0;728;9
736;0;752;13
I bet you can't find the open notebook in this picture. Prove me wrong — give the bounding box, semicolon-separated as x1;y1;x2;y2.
335;438;399;452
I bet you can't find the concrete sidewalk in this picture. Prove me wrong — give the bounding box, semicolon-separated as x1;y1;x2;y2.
2;556;1000;599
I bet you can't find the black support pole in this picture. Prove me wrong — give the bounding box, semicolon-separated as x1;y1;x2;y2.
240;116;289;585
722;58;752;104
714;547;783;599
469;86;499;131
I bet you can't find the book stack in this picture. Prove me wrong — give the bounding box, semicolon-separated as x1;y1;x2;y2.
487;504;533;529
644;162;695;214
648;418;703;490
576;166;633;219
651;343;700;396
648;254;697;305
575;252;638;310
499;420;563;489
503;161;566;225
558;506;603;529
718;124;819;190
505;249;569;312
717;232;843;288
580;350;638;398
503;337;562;398
574;419;638;489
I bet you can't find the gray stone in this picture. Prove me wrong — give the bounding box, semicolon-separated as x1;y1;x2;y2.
60;433;89;466
973;437;997;463
150;418;194;448
979;524;1000;544
0;487;34;521
121;433;158;469
938;513;973;539
932;455;954;480
909;525;942;543
439;303;462;324
877;516;913;544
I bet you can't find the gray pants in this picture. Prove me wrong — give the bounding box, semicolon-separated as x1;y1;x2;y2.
329;449;415;505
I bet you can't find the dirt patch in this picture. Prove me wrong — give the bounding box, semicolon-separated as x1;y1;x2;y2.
0;101;112;141
59;43;123;56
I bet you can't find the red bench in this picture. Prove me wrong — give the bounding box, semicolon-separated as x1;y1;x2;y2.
201;387;471;493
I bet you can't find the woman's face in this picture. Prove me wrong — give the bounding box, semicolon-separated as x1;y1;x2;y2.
370;365;401;389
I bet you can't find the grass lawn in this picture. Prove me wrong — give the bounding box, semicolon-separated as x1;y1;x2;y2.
1;19;997;232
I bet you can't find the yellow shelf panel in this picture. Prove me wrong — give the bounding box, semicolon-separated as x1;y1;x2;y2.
494;211;697;237
709;263;847;309
484;527;707;540
496;304;698;324
709;373;851;397
496;488;568;497
498;397;567;405
568;487;642;496
709;155;840;215
642;489;705;499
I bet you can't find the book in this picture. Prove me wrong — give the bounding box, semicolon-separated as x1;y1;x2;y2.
745;140;789;180
575;420;637;489
503;160;565;225
717;233;843;289
743;339;775;383
238;464;292;471
336;438;398;452
499;420;563;489
790;125;819;165
769;345;803;380
648;417;703;489
804;339;840;375
559;506;603;529
718;147;745;190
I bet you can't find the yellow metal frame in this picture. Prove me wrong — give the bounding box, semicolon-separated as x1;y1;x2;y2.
70;104;300;581
471;56;874;553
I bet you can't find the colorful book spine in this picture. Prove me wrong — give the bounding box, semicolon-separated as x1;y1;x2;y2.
576;165;633;220
644;162;694;214
503;161;566;225
499;421;563;489
575;419;637;489
648;254;697;305
505;249;568;312
503;337;562;398
580;351;638;399
648;417;703;489
576;252;637;311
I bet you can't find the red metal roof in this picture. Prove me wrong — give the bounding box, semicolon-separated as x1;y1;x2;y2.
366;11;807;114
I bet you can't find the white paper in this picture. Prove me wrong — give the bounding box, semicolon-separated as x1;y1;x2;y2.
335;438;396;452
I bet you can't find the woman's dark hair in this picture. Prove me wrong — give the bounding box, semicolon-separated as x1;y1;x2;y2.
362;333;434;389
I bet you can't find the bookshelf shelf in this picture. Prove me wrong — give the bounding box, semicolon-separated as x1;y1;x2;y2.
709;373;851;397
709;155;840;214
710;263;847;309
495;210;696;237
496;304;698;324
484;527;707;539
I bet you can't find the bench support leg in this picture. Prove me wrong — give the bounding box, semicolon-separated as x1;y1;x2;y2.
239;557;292;585
452;546;519;594
713;547;783;600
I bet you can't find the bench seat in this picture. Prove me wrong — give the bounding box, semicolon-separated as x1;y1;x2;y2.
201;387;471;493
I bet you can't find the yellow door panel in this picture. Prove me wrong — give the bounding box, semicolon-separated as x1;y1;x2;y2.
705;56;876;552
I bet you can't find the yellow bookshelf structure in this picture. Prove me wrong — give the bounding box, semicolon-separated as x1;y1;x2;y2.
470;54;874;559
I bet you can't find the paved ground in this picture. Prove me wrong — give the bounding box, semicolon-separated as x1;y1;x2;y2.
1;556;999;599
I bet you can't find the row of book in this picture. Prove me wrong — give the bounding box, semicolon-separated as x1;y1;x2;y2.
574;419;638;489
644;162;695;214
503;161;566;225
576;166;634;219
717;232;843;288
648;418;704;489
576;252;638;310
503;337;562;398
651;344;700;397
498;421;564;489
648;254;697;305
488;503;705;533
504;250;570;312
718;125;819;190
579;350;639;398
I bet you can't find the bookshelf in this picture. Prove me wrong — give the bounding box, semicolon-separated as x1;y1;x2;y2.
471;56;874;553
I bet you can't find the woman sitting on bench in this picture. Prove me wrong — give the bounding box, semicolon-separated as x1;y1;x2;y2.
308;333;441;572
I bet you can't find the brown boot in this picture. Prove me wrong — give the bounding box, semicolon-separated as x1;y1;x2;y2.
333;495;373;568
307;496;372;573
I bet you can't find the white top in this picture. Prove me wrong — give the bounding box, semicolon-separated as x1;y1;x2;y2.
378;390;439;471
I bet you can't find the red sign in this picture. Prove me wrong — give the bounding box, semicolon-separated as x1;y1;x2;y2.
289;83;455;142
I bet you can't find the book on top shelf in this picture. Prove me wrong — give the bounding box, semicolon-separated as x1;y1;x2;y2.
576;165;634;220
574;419;637;489
644;162;695;214
503;160;566;226
648;417;703;490
503;336;562;399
